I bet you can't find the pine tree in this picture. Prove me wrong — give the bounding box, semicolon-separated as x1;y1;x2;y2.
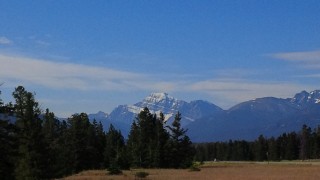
254;135;268;161
92;120;106;169
42;108;68;178
168;112;194;168
127;120;141;167
129;107;156;167
65;113;97;173
312;126;320;159
0;95;17;180
13;86;47;180
127;108;172;168
154;112;170;167
300;124;312;160
267;137;280;161
104;124;128;169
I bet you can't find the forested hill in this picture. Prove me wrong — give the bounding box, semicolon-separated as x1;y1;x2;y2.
0;86;194;179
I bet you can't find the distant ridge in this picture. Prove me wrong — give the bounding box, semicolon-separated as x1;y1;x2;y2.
89;90;320;142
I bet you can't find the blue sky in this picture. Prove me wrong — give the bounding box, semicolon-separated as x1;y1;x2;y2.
0;0;320;117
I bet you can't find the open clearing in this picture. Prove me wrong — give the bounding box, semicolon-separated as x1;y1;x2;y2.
61;161;320;180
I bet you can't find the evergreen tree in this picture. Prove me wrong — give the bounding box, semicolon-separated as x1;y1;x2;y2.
154;112;170;167
127;108;172;168
299;124;312;160
168;112;194;168
267;137;280;161
104;124;128;169
137;108;152;167
13;86;47;180
92;120;106;169
0;97;17;180
129;107;157;167
253;135;268;161
312;126;320;159
42;108;69;178
127;120;141;167
65;113;97;173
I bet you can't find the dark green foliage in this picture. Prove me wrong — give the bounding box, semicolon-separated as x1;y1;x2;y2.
168;112;195;168
194;124;320;162
0;90;16;180
13;86;48;180
254;135;268;161
64;113;101;173
0;119;17;180
104;124;129;169
107;162;123;175
299;124;312;160
127;108;162;168
135;171;149;178
189;162;201;172
92;120;107;169
127;108;194;168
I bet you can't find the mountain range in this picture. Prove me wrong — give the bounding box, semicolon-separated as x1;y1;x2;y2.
89;90;320;142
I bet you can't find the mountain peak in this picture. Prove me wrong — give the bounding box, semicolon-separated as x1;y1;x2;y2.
292;90;320;105
144;92;176;103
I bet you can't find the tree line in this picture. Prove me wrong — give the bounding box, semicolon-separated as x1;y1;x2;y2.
194;124;320;162
0;86;194;179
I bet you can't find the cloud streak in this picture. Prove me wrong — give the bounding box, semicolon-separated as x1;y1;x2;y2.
0;54;182;93
0;36;12;45
270;49;320;69
0;54;316;111
185;78;313;108
0;54;146;91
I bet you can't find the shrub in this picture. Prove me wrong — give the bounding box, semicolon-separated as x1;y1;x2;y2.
135;171;149;178
107;164;122;175
189;162;201;172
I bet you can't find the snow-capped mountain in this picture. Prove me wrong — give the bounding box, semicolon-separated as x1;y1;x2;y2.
291;90;320;107
89;90;320;142
89;92;223;136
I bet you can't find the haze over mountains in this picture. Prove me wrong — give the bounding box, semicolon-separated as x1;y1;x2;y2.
89;90;320;142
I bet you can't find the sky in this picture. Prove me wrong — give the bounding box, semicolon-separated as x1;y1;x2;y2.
0;0;320;117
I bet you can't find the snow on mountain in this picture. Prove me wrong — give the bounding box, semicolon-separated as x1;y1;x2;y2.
291;90;320;106
88;111;108;120
90;92;223;137
89;90;320;142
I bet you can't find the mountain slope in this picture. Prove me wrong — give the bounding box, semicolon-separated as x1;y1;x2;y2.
89;92;223;137
186;90;320;142
89;90;320;142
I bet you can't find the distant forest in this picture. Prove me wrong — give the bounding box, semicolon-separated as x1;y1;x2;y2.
194;124;320;162
1;86;320;179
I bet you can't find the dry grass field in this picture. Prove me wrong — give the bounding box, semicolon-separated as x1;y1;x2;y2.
60;161;320;180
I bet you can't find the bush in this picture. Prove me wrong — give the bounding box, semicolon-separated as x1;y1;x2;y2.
107;164;122;175
135;171;149;178
189;162;201;172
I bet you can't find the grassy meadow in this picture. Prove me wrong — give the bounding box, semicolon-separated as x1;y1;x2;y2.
60;161;320;180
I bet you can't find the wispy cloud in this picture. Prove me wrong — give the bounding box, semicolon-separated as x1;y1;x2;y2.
271;50;320;61
35;40;51;47
269;49;320;69
0;53;315;110
0;36;13;45
0;54;182;93
0;54;145;91
185;78;315;108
